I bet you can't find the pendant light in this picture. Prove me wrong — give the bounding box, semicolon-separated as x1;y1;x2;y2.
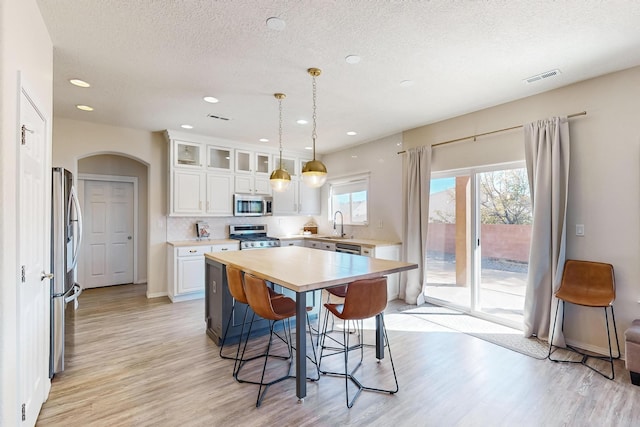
269;93;291;192
301;67;328;188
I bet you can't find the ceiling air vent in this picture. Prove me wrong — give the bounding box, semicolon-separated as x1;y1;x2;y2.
208;114;230;121
523;69;561;84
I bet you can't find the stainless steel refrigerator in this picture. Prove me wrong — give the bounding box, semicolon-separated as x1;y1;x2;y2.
50;167;83;377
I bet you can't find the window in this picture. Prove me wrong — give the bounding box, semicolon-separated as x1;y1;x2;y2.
329;175;369;225
425;162;531;328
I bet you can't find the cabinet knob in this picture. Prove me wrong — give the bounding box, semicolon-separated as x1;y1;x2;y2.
189;249;197;253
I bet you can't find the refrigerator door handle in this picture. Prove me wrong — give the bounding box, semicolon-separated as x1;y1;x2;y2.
64;283;83;308
41;272;54;281
68;185;83;270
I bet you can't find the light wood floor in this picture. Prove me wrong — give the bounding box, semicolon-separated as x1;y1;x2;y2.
37;284;640;427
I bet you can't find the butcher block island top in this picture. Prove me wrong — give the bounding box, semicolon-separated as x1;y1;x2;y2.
205;245;417;293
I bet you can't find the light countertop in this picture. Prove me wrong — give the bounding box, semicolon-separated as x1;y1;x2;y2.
205;246;415;293
168;239;238;247
276;234;401;248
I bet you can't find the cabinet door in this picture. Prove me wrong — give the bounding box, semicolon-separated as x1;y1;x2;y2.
305;240;321;249
174;140;203;168
173;170;205;214
235;150;252;174
207;146;233;172
234;175;253;194
279;157;297;179
272;181;297;215
254;153;271;175
298;182;320;215
177;256;205;294
206;173;233;216
254;177;272;195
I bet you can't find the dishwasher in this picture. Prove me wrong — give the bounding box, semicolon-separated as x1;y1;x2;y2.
335;242;362;255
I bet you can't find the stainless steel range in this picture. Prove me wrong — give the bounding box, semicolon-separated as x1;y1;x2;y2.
229;224;280;250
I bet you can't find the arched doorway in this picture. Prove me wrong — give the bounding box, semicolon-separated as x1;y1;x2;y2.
77;153;149;288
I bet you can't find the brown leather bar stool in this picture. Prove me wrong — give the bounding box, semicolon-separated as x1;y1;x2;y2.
242;273;319;407
315;284;348;345
219;265;283;377
548;259;621;379
318;277;398;408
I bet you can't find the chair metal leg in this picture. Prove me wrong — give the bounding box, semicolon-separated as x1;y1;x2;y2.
319;311;398;408
255;318;295;408
219;300;236;360
548;301;620;380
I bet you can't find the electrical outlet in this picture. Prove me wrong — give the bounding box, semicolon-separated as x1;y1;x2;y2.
377;220;383;229
576;224;584;236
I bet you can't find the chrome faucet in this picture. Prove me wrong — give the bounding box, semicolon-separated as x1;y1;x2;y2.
333;210;345;238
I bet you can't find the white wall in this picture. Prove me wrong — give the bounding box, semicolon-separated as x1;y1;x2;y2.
319;133;404;242
404;66;640;353
52;118;167;298
0;0;53;424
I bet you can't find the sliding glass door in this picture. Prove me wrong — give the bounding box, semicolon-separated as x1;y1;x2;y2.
424;163;531;328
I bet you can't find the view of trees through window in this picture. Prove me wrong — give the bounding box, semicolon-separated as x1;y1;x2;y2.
425;166;531;327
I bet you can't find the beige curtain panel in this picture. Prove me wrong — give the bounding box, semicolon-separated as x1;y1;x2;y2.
523;116;570;345
401;146;432;304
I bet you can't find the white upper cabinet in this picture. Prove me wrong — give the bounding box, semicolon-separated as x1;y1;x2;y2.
235;150;271;175
207;146;233;172
272;157;320;215
234;150;271;195
206;173;234;215
174;140;204;168
166;131;312;216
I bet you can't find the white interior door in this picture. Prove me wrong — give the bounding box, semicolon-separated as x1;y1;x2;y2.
81;180;134;288
18;87;49;426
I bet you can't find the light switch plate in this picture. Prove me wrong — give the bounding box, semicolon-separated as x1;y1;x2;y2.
576;224;585;236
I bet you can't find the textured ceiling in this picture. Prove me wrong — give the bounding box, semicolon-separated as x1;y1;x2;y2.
37;0;640;154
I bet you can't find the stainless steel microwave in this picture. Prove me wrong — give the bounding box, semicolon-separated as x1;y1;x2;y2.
233;194;273;216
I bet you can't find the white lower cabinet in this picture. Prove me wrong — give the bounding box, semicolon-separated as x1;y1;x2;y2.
168;242;238;302
361;244;401;301
305;240;336;251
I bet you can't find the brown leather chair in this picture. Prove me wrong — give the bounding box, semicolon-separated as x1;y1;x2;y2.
548;259;620;379
242;273;319;407
318;277;398;408
219;266;283;377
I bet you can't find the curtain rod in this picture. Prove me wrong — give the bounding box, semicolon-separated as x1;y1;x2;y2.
397;111;587;154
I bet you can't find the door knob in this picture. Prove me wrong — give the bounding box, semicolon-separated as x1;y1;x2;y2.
41;272;54;281
128;236;132;240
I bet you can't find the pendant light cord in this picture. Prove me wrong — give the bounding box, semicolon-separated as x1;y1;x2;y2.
311;73;318;161
278;95;284;169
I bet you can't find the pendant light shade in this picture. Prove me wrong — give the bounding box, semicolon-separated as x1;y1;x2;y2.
301;67;327;188
269;93;291;192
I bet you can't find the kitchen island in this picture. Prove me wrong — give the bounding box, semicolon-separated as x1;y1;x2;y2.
205;245;417;401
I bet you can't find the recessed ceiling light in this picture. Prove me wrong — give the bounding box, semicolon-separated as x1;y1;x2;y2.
346;131;357;136
304;146;313;150
76;105;94;111
69;79;90;88
351;155;358;158
266;17;286;31
345;55;361;64
296;119;308;125
400;80;414;87
181;124;193;129
259;138;269;142
203;96;219;103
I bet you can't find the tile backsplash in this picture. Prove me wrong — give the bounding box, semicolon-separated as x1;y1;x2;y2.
167;216;317;241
